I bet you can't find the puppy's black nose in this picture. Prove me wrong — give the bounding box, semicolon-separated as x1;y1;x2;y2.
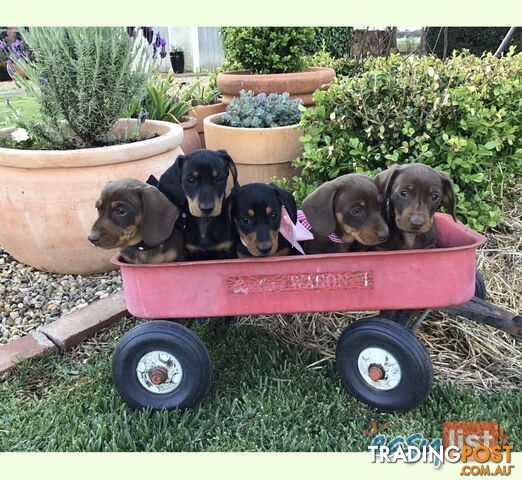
88;232;100;245
257;241;272;255
410;216;425;229
200;202;214;215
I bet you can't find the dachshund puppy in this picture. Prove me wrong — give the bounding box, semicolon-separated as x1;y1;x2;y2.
88;178;185;264
229;183;298;258
374;163;456;250
300;174;389;254
152;149;240;260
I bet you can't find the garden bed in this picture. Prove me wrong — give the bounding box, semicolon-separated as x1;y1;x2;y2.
0;246;121;344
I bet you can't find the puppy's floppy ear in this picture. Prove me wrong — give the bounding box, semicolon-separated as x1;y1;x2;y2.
270;184;297;223
374;165;401;200
217;149;239;188
157;154;186;206
225;187;238;224
301;182;338;235
139;185;180;246
438;171;457;221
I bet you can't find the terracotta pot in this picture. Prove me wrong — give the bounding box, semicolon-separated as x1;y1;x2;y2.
179;115;201;154
0;119;183;274
188;102;227;147
204;113;303;185
217;67;336;106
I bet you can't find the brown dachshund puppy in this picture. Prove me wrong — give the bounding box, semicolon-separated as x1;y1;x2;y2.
374;164;456;250
300;174;389;254
88;178;185;264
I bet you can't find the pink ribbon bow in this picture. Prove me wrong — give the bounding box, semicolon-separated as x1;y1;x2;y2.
279;207;314;255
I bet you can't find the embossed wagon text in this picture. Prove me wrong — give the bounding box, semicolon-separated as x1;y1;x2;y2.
225;271;373;294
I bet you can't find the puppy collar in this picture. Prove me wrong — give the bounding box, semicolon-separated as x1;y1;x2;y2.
297;210;345;244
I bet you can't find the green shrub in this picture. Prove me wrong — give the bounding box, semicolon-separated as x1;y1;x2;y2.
292;51;522;231
304;50;361;77
7;27;162;149
220;27;314;74
426;27;522;57
223;90;302;128
304;27;353;58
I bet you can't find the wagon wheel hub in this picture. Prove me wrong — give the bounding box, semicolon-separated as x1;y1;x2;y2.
368;364;385;381
148;367;168;385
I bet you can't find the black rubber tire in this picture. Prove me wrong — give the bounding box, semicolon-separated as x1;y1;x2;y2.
335;317;433;413
475;270;487;300
112;320;212;410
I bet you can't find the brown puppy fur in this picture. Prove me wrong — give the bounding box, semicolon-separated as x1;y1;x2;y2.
301;174;389;254
88;178;185;264
374;164;456;250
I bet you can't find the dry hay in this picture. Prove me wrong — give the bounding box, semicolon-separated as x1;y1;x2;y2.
238;187;522;393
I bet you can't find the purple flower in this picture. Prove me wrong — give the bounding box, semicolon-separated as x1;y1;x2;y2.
126;27;136;37
159;38;166;47
0;40;8;55
152;42;158;59
155;32;161;48
5;97;11;109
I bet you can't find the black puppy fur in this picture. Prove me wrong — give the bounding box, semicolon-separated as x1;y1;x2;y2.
229;183;298;258
374;163;456;250
151;149;239;260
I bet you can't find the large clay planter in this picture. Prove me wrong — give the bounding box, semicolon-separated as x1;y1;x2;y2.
179;115;201;154
0;119;183;274
188;102;227;147
217;67;336;106
204;113;303;185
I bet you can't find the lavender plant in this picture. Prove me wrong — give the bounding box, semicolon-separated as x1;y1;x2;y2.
6;27;166;149
223;90;303;128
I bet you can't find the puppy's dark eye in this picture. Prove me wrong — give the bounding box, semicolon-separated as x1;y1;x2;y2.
431;193;440;202
241;216;251;225
351;207;363;216
186;177;195;185
114;207;127;217
398;190;409;199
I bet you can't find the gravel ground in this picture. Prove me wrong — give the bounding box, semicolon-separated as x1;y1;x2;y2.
0;247;122;344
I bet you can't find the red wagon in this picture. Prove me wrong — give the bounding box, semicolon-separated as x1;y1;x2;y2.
110;214;521;412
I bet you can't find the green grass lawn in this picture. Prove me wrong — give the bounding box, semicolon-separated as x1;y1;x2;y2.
1;318;520;452
0;95;40;128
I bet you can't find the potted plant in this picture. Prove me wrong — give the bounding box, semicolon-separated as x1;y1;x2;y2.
204;90;304;184
186;72;226;147
0;27;184;275
218;27;336;106
126;72;201;153
169;45;184;74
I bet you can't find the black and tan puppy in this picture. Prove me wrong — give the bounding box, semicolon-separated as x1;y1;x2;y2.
300;174;389;254
88;178;185;264
374;163;456;250
152;149;239;260
229;183;298;258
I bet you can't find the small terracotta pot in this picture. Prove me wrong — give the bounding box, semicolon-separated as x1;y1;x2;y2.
204;113;303;185
217;67;336;106
179;115;201;154
188;102;227;147
0;119;183;274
